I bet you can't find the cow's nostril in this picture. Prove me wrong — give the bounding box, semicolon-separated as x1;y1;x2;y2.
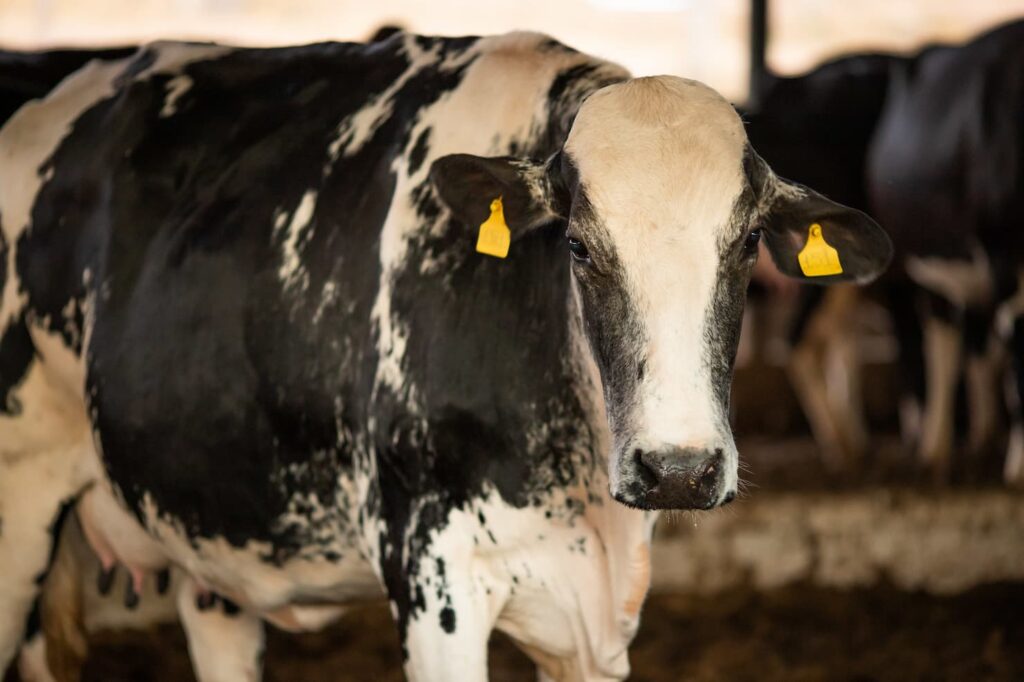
699;460;719;488
634;448;659;488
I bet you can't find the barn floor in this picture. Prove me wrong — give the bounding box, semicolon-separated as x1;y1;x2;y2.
65;582;1024;681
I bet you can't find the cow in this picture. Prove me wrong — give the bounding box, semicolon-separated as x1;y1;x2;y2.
867;19;1024;484
745;21;1024;483
0;32;891;680
743;52;916;472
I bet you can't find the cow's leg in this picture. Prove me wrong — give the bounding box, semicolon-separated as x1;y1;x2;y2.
1003;313;1024;487
1004;370;1024;487
0;320;98;675
826;315;869;465
37;513;90;682
0;460;78;674
888;281;927;449
788;288;845;470
401;571;496;682
0;452;86;675
17;630;56;682
787;285;865;472
963;306;1003;465
176;577;265;682
918;295;963;482
381;524;507;682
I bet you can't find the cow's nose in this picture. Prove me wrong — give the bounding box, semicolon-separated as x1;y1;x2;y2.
634;447;727;510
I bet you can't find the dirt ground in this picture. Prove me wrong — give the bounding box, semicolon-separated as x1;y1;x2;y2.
53;582;1022;682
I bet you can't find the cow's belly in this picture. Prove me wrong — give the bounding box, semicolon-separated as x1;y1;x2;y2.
77;475;381;623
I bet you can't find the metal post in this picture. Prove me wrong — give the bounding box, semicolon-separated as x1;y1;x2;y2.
749;0;768;110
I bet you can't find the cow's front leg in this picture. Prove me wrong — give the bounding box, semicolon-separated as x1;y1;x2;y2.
176;577;265;682
382;529;508;682
401;568;503;682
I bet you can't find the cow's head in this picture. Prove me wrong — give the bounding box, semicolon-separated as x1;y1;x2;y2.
431;76;891;511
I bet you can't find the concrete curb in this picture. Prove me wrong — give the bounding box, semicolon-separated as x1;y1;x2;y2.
650;489;1024;594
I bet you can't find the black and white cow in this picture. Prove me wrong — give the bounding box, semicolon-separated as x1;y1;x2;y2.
743;52;913;471
0;32;890;679
867;19;1024;483
746;22;1024;483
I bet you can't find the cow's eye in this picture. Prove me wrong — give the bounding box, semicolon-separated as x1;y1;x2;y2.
567;236;591;263
743;229;762;255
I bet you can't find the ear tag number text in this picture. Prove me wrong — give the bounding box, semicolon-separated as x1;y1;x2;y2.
797;223;843;277
476;197;511;259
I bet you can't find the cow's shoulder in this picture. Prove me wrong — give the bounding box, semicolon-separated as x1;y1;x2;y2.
470;32;629;138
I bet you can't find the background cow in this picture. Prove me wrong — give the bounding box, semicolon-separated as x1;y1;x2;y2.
742;19;1024;486
743;52;913;472
867;19;1024;483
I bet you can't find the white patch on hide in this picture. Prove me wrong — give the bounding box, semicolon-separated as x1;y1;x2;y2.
276;190;317;291
160;75;193;117
906;245;993;308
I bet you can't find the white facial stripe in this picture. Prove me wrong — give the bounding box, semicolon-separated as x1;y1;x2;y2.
566;76;746;451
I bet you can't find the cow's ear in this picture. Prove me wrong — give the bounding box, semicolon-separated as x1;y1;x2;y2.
429;154;565;239
760;178;893;285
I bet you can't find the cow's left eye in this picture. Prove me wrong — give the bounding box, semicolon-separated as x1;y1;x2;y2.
743;229;762;255
567;236;591;263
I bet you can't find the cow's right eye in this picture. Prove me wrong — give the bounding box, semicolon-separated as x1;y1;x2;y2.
567;236;591;263
743;228;762;255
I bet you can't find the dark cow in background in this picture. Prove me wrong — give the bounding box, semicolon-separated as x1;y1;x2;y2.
0;33;890;680
746;53;904;211
744;18;1024;484
868;19;1024;484
743;52;912;471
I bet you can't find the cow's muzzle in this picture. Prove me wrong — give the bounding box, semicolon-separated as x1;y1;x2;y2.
616;446;734;510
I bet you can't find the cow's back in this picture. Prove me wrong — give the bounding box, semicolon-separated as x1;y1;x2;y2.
867;20;1024;260
745;53;905;213
0;47;136;123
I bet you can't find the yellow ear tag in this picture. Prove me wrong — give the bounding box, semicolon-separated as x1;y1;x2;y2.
797;223;843;277
476;197;511;259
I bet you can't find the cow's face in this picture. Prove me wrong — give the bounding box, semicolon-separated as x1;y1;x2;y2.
432;76;891;511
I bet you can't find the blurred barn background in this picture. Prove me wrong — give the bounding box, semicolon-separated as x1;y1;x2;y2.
3;0;1024;680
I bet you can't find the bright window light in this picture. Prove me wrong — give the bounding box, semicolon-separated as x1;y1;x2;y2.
588;0;691;12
